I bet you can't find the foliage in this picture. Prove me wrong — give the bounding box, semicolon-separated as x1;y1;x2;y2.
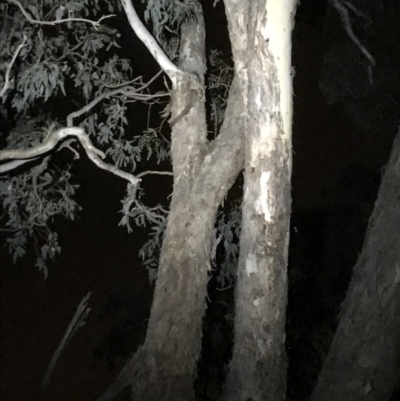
138;212;168;284
0;0;239;284
105;126;170;171
0;116;80;278
0;0;157;274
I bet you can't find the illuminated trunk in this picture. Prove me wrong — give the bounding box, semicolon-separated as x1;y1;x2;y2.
97;3;245;398
222;1;296;400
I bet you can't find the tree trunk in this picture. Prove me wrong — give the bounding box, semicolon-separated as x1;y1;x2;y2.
311;129;400;401
130;99;245;398
130;194;219;401
96;3;247;398
222;1;296;400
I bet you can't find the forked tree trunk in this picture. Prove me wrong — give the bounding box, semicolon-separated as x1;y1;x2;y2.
311;129;400;401
221;1;296;400
97;3;245;400
130;15;243;401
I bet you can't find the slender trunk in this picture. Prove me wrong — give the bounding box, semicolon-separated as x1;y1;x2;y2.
222;1;296;400
311;129;400;401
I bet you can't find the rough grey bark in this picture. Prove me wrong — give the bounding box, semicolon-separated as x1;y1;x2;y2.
96;3;245;401
221;1;296;400
311;128;400;401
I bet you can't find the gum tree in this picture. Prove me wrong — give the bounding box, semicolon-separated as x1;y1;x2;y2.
0;0;297;400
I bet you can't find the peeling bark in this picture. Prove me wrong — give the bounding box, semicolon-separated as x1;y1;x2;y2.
222;1;296;400
311;129;400;401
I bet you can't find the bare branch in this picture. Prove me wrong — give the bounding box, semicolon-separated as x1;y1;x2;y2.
8;0;114;28
0;34;27;98
0;158;39;173
331;0;375;66
120;0;181;86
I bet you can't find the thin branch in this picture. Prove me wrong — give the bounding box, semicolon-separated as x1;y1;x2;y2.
0;34;27;98
67;88;127;127
8;0;114;28
75;131;140;186
0;158;40;173
130;70;164;92
58;138;80;159
342;1;371;21
331;0;375;66
137;170;173;178
104;76;143;89
120;0;181;86
0;127;141;188
66;70;165;126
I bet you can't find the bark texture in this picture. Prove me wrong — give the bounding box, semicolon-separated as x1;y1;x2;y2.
311;129;400;401
94;3;246;401
222;1;296;400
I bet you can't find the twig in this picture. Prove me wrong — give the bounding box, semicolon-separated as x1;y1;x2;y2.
66;70;165;126
331;0;375;66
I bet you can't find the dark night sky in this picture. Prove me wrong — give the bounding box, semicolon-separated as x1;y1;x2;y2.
1;1;399;401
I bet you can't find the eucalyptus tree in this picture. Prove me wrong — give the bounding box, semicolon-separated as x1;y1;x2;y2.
0;1;297;401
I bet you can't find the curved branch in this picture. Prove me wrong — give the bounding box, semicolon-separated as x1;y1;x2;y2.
0;127;78;160
120;0;181;86
75;132;140;186
0;127;141;188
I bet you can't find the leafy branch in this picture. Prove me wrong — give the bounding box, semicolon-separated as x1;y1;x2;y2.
8;0;115;29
